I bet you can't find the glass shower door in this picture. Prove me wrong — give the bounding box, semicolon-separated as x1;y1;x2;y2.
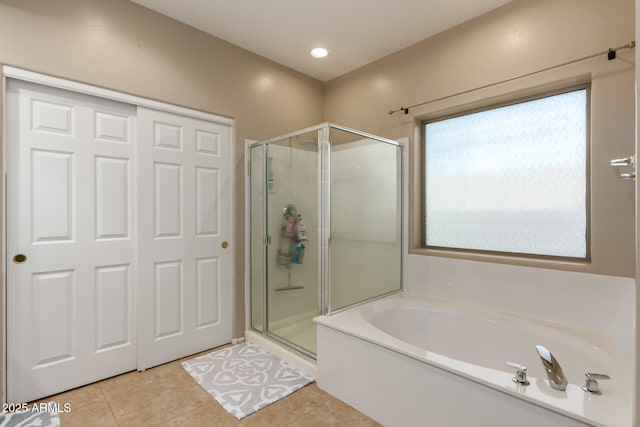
254;131;319;356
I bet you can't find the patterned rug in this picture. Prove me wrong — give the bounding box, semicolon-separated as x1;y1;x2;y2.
0;410;60;427
182;343;313;419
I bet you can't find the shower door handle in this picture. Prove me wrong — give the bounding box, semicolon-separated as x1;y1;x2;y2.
610;155;636;180
610;157;634;167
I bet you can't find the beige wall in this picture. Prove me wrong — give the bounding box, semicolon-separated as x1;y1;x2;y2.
0;0;323;369
324;0;636;278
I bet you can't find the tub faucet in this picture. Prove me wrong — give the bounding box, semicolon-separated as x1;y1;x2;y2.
535;345;567;391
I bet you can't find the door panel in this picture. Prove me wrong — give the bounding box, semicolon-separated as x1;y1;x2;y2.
154;162;183;238
32;269;75;366
196;257;220;327
7;80;137;403
95;156;130;240
31;150;74;242
154;260;183;338
137;107;232;370
95;264;132;352
196;167;220;236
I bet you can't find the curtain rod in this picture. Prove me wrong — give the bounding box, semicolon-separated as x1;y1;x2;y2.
388;41;636;115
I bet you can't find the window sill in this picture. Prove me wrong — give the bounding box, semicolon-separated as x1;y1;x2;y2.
408;246;600;275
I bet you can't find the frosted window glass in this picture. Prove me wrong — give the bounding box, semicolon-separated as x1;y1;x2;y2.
424;89;587;258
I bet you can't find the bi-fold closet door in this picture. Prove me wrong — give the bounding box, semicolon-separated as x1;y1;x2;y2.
6;79;232;403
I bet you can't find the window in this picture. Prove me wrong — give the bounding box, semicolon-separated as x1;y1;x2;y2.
424;87;588;259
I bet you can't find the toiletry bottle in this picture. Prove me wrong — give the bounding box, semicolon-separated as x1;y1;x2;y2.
292;243;304;264
283;215;298;238
296;214;308;241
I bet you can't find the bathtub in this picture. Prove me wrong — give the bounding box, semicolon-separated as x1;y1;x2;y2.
315;293;631;427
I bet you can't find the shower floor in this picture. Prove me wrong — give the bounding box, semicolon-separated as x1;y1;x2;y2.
269;311;317;355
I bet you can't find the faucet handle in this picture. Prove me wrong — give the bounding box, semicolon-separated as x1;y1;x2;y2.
582;373;610;395
505;361;530;386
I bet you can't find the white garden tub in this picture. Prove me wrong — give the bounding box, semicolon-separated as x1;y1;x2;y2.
315;293;631;427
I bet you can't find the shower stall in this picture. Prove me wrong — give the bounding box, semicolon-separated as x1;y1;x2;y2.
248;123;403;358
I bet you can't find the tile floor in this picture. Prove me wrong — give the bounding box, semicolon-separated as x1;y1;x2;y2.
35;344;382;426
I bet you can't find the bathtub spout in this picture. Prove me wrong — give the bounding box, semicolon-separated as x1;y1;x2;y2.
535;345;567;391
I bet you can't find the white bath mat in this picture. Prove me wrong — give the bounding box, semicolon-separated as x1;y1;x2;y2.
0;409;60;427
181;343;313;419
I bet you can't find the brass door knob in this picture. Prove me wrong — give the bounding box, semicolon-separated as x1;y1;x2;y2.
13;254;27;264
221;241;229;249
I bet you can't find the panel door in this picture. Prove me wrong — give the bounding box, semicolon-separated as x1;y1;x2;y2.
6;80;136;403
137;107;232;370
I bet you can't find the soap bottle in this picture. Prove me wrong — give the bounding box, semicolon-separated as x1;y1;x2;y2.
296;214;308;242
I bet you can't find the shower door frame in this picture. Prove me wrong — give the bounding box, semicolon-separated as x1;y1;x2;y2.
247;122;405;359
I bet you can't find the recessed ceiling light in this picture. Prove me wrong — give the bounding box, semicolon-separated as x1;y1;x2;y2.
310;47;329;58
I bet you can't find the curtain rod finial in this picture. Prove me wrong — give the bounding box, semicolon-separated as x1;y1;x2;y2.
388;107;409;115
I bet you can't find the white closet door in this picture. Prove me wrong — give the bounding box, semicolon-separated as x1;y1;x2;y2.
137;107;232;370
6;80;136;403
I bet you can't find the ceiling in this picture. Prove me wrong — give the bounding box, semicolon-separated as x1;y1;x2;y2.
130;0;513;82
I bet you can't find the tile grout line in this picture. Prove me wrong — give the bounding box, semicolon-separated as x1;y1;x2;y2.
167;402;213;425
98;380;122;426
